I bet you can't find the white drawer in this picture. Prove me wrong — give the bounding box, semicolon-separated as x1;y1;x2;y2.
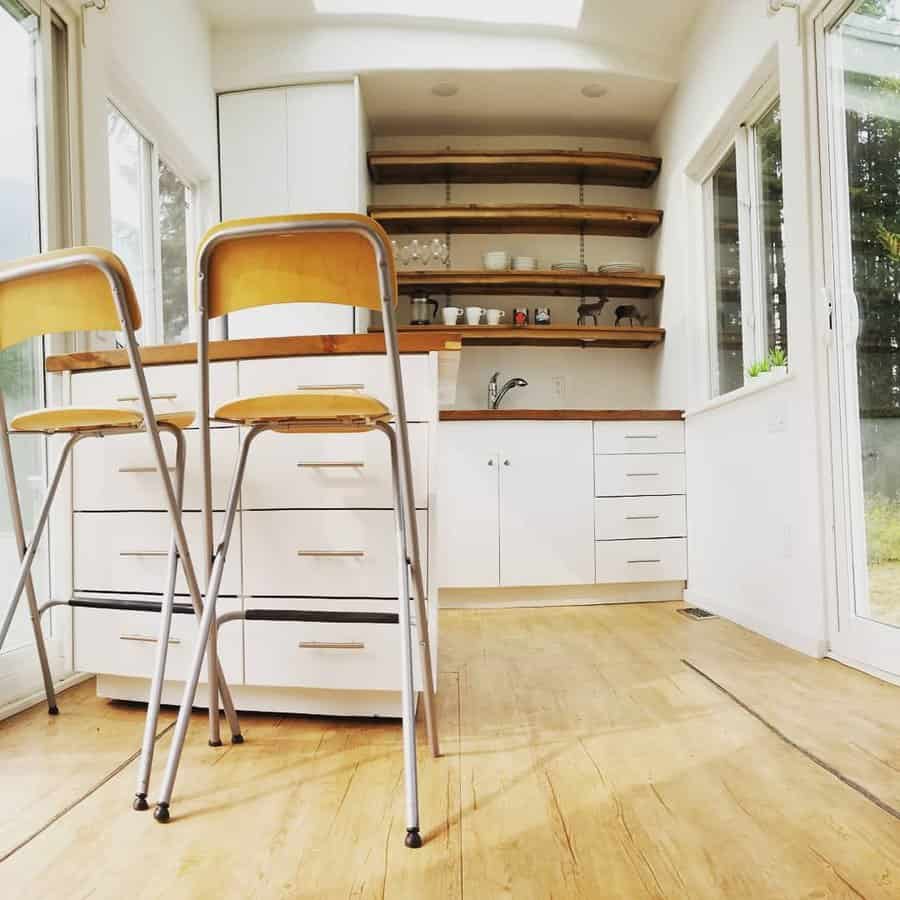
242;509;428;598
74;598;242;683
595;538;687;584
237;355;434;423
245;614;420;691
594;454;685;497
73;427;239;512
594;496;686;540
74;512;241;595
70;362;237;421
241;423;428;510
593;420;684;454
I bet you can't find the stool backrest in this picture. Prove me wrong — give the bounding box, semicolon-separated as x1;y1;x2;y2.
0;247;142;351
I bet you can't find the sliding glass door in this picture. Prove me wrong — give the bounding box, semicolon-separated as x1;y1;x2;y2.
820;0;900;674
0;0;68;707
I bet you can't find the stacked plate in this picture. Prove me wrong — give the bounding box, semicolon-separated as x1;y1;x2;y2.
598;263;647;275
551;260;587;273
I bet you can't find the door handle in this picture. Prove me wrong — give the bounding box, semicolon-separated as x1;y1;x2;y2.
119;634;181;645
297;461;366;469
116;393;178;402
625;515;660;520
118;466;177;473
298;641;365;650
119;551;169;558
296;384;365;392
296;550;367;558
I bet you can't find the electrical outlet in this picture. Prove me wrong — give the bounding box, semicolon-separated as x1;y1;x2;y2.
552;376;567;402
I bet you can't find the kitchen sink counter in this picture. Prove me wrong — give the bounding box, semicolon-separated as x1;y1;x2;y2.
440;409;684;421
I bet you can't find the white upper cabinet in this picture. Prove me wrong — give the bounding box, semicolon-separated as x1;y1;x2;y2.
218;80;366;339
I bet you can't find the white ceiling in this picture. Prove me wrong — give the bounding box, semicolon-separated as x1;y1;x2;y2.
199;0;707;138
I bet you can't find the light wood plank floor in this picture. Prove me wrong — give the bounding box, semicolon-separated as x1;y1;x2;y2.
3;602;900;899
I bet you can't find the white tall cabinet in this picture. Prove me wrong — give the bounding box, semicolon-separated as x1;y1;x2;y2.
217;80;368;339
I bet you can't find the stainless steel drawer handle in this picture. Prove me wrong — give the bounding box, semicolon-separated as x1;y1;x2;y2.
626;472;660;477
625;434;659;439
627;559;662;564
119;551;169;558
297;550;367;558
625;515;660;520
298;641;365;650
296;384;365;392
120;634;181;645
116;393;178;402
297;461;366;469
118;465;177;474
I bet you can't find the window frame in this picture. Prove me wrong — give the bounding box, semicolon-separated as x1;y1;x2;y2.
697;81;787;399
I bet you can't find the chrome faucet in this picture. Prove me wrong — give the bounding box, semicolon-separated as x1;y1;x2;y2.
488;371;529;409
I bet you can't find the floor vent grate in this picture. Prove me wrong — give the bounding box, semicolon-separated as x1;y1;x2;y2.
677;607;717;621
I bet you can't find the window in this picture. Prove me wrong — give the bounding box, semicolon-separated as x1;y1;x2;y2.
107;103;194;346
704;98;787;397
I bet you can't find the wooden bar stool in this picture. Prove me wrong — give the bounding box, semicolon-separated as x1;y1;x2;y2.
151;213;439;848
0;247;242;811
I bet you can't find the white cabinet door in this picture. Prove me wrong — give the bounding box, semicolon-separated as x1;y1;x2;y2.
498;422;595;587
438;424;500;588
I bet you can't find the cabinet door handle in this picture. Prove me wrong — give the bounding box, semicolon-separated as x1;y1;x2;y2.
627;559;661;564
116;393;178;402
297;550;367;558
625;434;659;440
120;634;181;645
119;550;169;558
625;515;660;520
296;384;365;392
626;472;659;477
297;461;366;469
298;641;365;650
118;465;177;474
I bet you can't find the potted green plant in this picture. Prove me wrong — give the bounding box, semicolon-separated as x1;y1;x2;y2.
767;346;788;376
747;356;773;381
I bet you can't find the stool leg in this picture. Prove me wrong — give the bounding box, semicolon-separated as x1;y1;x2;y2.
153;426;261;823
0;433;80;692
134;429;186;811
384;425;422;848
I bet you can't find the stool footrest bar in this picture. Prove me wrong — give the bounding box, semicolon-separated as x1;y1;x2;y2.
70;597;197;616
244;609;400;625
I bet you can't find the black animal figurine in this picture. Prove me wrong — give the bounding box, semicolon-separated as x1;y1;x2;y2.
614;304;647;327
577;298;608;326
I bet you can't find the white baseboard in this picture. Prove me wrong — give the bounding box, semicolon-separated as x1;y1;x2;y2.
441;581;685;610
683;589;828;658
0;672;94;723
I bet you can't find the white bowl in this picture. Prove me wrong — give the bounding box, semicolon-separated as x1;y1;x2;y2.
512;256;537;271
483;251;509;271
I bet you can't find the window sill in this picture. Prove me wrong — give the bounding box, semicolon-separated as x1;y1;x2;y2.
685;371;795;419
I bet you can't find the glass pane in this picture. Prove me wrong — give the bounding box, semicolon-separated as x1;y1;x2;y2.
711;147;744;395
107;103;155;342
832;0;900;627
158;160;191;344
0;3;48;654
755;101;788;358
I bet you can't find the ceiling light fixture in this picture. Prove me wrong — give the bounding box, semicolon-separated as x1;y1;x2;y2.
581;84;608;99
314;0;583;29
431;83;459;97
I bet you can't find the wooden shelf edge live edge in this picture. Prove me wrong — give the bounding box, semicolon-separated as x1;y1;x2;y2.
367;149;662;189
369;204;664;238
398;269;664;299
389;325;665;349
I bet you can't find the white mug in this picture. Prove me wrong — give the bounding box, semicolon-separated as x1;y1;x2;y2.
464;306;485;325
485;309;505;326
441;306;463;325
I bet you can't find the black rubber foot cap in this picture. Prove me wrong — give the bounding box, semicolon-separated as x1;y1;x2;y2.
405;828;423;849
48;705;59;716
208;739;223;747
153;803;170;823
231;734;244;744
133;794;149;811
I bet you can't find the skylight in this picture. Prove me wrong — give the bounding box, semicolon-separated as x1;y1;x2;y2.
313;0;583;29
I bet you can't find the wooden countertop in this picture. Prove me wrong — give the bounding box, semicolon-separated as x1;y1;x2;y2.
440;409;684;421
47;332;463;373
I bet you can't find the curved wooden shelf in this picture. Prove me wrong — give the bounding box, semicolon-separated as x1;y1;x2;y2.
370;204;663;239
368;150;662;189
398;269;663;299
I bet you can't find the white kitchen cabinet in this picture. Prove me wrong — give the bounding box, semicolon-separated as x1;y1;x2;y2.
438;425;501;588
218;81;365;340
439;422;594;588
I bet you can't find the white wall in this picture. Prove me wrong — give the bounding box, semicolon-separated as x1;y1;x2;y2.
652;0;830;656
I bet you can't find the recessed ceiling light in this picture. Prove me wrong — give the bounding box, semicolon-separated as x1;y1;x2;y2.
314;0;583;29
431;83;459;98
581;84;608;99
